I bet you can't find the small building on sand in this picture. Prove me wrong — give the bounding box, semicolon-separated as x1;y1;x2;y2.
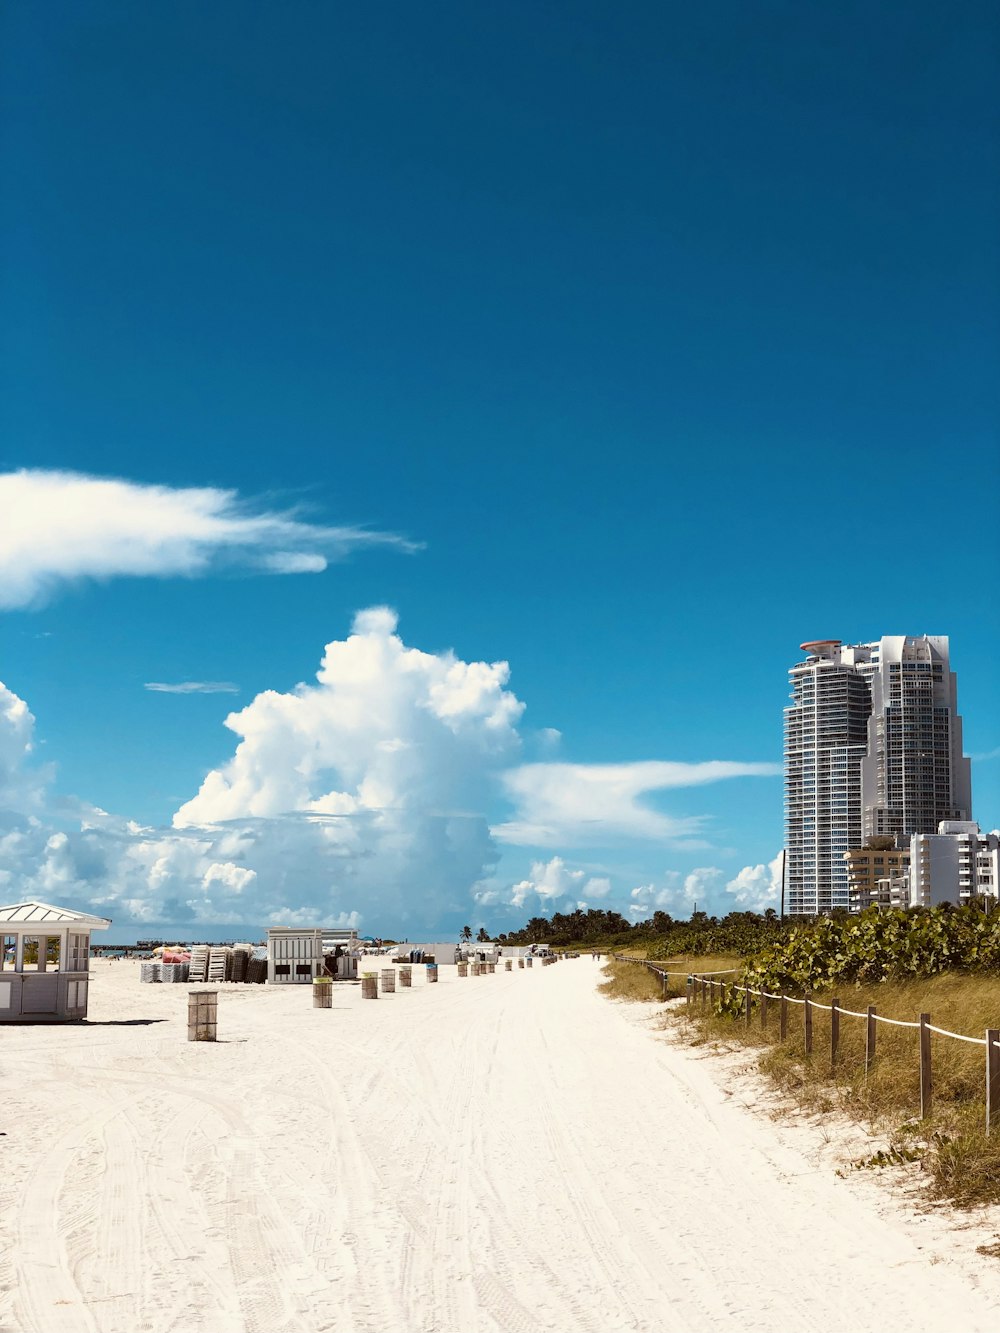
0;900;111;1022
266;926;360;982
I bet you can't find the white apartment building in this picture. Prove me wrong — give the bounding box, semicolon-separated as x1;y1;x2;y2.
909;821;1000;907
785;635;971;916
785;641;874;914
860;636;972;843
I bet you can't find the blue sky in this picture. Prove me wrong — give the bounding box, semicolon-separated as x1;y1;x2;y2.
1;1;997;940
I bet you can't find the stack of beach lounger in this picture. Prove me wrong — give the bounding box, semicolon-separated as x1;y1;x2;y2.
207;948;230;983
188;945;209;983
139;942;268;985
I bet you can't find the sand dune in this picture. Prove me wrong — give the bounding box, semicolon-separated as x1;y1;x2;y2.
1;957;998;1333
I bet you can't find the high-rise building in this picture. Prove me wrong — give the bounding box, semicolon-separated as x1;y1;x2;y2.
860;636;972;842
784;635;971;916
784;641;875;914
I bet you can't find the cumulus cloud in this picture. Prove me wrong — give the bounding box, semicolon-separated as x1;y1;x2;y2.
724;853;784;910
175;606;524;828
627;855;783;918
492;856;613;910
0;683;51;813
494;760;780;846
0;469;418;609
145;682;240;695
0;615;783;933
0;612;527;927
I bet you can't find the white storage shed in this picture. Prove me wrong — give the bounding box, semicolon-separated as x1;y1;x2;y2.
267;927;324;983
0;900;111;1022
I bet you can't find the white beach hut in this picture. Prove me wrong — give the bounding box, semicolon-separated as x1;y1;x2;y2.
0;900;111;1022
266;927;325;983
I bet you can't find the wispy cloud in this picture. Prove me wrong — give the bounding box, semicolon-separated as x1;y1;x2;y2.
0;469;421;609
145;681;241;695
493;759;781;847
971;746;1000;762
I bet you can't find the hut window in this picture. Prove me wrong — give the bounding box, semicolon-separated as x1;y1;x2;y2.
22;936;43;969
67;934;88;971
275;963;290;975
46;936;61;969
1;935;14;970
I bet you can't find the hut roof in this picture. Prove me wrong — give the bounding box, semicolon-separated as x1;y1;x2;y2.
0;900;112;929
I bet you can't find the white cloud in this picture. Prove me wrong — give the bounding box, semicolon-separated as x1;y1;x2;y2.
494;759;780;847
724;853;784;910
626;855;783;919
261;552;328;574
0;469;418;609
0;683;50;813
0;617;783;934
478;856;613;912
0;609;521;927
174;606;524;828
145;681;240;695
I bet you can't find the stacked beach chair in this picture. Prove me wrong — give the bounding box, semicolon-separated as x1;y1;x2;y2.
207;947;230;984
188;945;209;984
230;944;252;983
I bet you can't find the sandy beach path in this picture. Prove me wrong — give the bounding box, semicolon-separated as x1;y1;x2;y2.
2;957;998;1333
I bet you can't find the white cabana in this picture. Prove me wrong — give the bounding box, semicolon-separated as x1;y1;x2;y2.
0;900;111;1022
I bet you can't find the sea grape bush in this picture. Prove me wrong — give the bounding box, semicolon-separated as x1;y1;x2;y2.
740;905;1000;995
499;907;790;956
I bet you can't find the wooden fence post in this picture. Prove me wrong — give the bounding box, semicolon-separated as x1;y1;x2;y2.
986;1029;1000;1135
686;977;692;1013
760;991;768;1030
661;971;668;1001
919;1013;932;1119
865;1005;876;1076
803;996;813;1055
779;994;788;1041
719;980;726;1006
830;998;840;1067
701;977;707;1010
744;986;752;1029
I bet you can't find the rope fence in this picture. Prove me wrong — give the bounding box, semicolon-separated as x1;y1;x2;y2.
610;953;1000;1134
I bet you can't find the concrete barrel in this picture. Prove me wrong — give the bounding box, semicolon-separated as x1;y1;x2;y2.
399;966;412;987
457;962;468;977
381;968;396;993
188;990;217;1041
505;959;512;971
470;962;480;976
361;974;378;999
313;981;333;1008
426;964;438;983
487;963;496;974
518;959;524;968
526;957;533;968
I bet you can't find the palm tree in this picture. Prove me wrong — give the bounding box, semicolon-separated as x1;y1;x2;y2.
460;925;472;941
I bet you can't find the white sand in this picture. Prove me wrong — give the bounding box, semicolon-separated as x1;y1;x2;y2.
2;957;999;1333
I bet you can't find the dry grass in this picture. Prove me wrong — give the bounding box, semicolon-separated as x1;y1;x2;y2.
677;971;1000;1207
598;960;665;1003
607;953;741;999
599;955;741;1004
